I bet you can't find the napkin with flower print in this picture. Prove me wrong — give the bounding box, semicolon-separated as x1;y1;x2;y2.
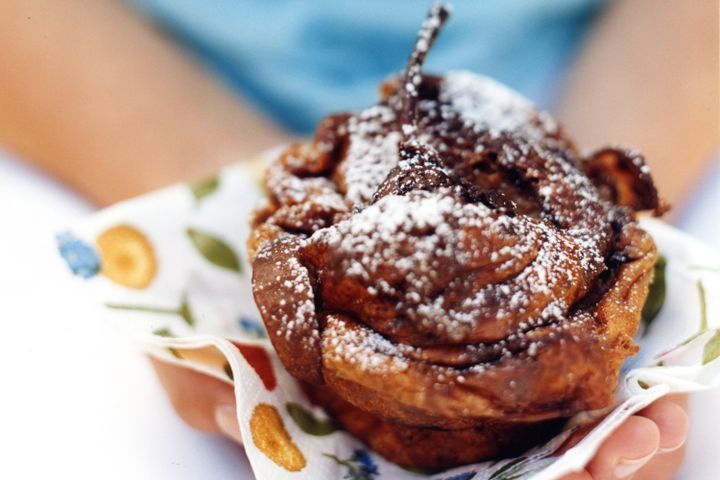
57;157;720;480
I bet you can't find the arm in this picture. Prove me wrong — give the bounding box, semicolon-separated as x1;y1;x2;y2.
0;0;292;206
555;2;709;476
555;0;718;210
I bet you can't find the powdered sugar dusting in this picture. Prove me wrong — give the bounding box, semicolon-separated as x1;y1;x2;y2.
255;67;632;370
341;106;401;207
324;315;410;374
440;71;558;140
249;5;655;425
309;188;588;344
254;240;320;350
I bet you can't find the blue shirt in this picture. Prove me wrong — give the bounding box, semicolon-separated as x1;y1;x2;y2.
131;0;605;134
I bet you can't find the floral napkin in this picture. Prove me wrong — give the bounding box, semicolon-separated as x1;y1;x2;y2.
57;155;720;480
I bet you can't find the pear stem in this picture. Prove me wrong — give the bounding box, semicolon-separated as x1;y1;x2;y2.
401;2;451;139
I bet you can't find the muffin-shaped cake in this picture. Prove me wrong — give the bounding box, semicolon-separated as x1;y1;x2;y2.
249;4;663;470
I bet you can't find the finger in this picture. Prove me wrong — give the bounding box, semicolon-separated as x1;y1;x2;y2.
632;395;689;480
637;396;689;453
149;356;235;434
586;415;660;480
215;403;244;444
631;445;687;480
558;469;593;480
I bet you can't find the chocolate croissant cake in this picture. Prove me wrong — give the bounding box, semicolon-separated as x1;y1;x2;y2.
249;4;663;470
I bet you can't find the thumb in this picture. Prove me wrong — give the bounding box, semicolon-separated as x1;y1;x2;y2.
215;404;244;445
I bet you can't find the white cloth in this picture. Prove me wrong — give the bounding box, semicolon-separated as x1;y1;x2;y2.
0;152;253;479
0;150;718;479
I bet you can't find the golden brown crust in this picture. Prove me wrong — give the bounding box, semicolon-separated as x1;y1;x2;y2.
583;147;667;215
248;6;661;469
252;236;324;384
303;382;566;470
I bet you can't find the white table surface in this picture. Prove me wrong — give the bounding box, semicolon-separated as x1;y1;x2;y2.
0;150;717;479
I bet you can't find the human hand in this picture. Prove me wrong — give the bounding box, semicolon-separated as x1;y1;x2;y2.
149;356;688;479
559;395;688;480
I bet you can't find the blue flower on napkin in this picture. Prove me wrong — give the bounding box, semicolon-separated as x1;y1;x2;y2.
324;449;378;479
352;449;378;477
442;472;476;480
56;231;100;279
238;315;267;338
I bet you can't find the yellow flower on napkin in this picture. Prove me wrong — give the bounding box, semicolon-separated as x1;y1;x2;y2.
250;403;306;472
96;225;157;289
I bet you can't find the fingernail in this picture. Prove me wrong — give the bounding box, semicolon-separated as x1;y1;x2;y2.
215;404;244;445
612;452;655;478
658;437;686;454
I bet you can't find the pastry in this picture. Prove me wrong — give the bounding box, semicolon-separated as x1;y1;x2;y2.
249;3;663;470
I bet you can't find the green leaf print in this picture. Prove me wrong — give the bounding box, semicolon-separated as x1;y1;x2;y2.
323;450;378;480
688;265;720;272
286;402;337;436
152;327;174;337
186;228;241;273
106;293;195;327
488;457;527;480
401;466;440;475
223;362;234;380
177;294;195;326
698;280;708;332
699;278;718;365
641;255;666;332
189;176;219;202
676;280;710;347
149;328;183;359
105;303;177;315
703;331;720;365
